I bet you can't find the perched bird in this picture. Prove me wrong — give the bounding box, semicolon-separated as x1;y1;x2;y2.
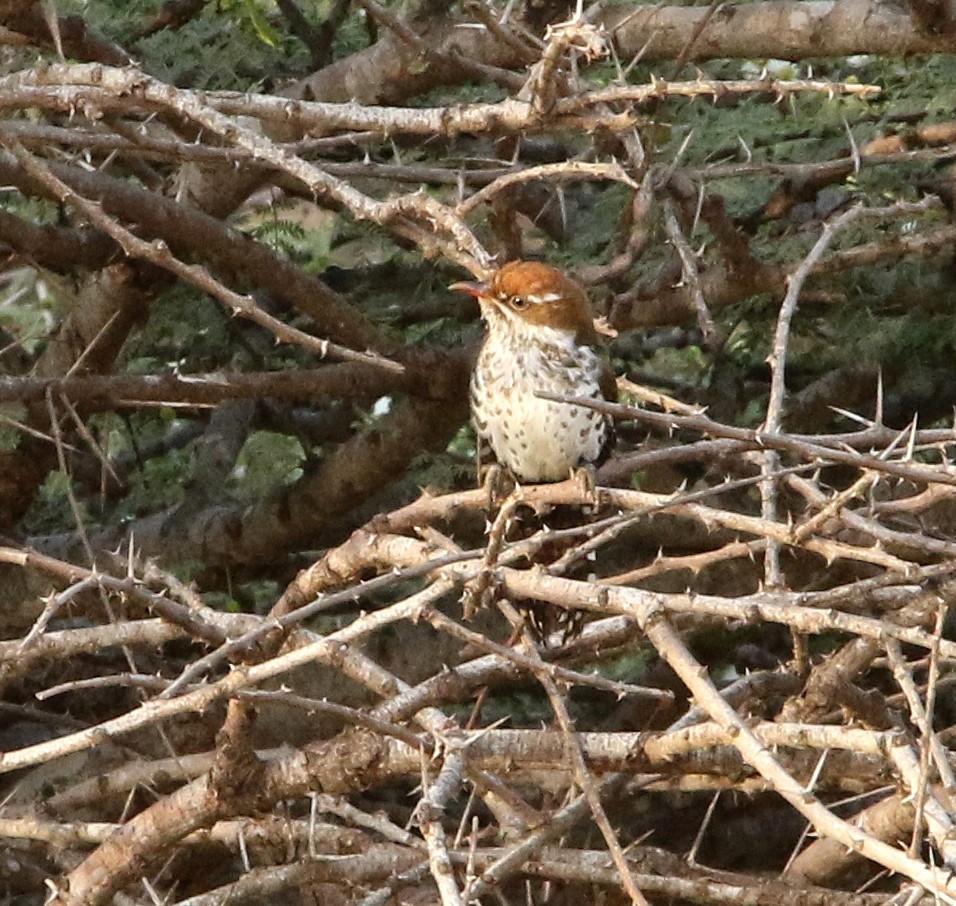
452;260;616;485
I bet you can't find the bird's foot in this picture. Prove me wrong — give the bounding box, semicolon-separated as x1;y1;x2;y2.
478;463;514;510
572;463;602;507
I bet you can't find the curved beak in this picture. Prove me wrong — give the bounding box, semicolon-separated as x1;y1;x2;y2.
449;280;489;298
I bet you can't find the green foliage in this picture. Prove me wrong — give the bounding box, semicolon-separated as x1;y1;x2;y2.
11;5;956;899
562;183;633;265
446;422;476;463
65;0;384;88
595;648;655;683
244;217;308;258
0;405;26;452
118;436;196;517
219;0;282;47
0;267;57;355
0;195;78;353
133;9;286;88
414;442;474;491
240;205;337;273
460;688;553;727
60;0;156;41
119;286;232;374
11;1;956;557
23;471;80;535
69;0;311;88
231;431;306;501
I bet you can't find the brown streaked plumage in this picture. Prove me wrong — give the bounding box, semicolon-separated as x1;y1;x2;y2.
452;260;616;483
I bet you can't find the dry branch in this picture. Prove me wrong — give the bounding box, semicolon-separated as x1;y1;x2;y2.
6;3;956;904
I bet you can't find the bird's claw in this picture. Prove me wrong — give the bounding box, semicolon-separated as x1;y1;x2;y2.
572;464;602;506
479;463;513;510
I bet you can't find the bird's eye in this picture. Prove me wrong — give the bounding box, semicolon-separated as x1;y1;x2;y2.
509;295;528;310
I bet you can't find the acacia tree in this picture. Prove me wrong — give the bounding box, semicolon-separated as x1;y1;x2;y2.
3;0;956;903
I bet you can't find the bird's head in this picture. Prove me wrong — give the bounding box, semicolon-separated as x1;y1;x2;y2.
451;260;597;341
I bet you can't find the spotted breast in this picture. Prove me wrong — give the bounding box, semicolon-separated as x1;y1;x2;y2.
453;261;615;483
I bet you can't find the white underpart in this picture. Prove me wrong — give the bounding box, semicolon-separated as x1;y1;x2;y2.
471;302;609;482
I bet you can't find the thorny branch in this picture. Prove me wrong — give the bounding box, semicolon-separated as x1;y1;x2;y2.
7;440;956;903
5;6;956;906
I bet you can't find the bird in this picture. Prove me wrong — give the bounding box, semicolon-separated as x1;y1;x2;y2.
451;260;616;487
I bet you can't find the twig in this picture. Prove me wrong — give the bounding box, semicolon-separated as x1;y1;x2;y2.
457;159;637;216
0;581;451;775
762;204;865;585
639;611;956;902
540;391;956;489
5;64;880;140
412;743;468;906
759;196;941;586
0;136;405;373
661;196;719;348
